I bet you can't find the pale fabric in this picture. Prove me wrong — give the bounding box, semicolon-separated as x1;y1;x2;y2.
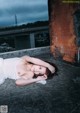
0;58;5;84
3;58;21;80
36;80;47;85
0;58;21;85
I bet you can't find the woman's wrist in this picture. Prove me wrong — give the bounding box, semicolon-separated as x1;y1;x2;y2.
36;76;44;81
47;64;55;73
46;63;50;68
46;63;52;69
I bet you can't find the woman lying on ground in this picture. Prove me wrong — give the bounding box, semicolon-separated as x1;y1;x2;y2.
0;55;57;86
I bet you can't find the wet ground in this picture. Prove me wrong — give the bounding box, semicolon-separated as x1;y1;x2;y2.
0;53;80;113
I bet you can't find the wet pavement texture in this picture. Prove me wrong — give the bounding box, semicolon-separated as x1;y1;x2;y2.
0;53;80;113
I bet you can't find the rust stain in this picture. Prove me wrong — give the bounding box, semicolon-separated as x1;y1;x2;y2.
48;0;78;62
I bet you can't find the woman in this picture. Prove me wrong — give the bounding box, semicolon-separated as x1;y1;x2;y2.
0;55;56;86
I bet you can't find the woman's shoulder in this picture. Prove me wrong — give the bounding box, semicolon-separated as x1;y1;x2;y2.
21;55;31;63
21;55;30;59
20;56;29;64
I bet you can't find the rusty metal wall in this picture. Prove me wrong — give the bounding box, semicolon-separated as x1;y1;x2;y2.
48;0;79;63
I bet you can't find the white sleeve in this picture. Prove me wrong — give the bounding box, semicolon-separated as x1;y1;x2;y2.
0;78;5;85
36;80;47;85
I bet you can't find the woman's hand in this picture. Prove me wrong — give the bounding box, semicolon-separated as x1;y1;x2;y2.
37;76;46;81
48;64;55;73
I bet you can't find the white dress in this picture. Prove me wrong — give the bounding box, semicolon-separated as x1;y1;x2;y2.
0;57;21;84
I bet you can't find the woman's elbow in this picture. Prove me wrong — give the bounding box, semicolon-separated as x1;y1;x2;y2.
15;80;23;86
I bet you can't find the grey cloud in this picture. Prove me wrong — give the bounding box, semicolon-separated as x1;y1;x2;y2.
4;4;48;15
0;0;48;26
18;11;48;24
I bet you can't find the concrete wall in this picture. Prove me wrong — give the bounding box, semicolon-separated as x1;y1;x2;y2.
0;46;50;59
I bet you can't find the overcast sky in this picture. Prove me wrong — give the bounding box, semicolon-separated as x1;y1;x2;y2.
0;0;48;27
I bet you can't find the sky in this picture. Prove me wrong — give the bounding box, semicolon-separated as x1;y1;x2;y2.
0;0;48;27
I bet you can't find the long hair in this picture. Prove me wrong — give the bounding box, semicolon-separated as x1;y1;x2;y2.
45;61;58;79
33;61;58;79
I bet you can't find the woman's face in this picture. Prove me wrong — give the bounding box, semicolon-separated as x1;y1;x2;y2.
31;65;46;75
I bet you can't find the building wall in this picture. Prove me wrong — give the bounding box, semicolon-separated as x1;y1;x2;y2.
14;35;30;50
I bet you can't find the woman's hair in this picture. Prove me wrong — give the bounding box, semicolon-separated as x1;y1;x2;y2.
45;61;58;79
33;61;58;79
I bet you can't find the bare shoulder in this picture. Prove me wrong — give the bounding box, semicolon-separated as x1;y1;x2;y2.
21;55;30;59
21;55;34;62
19;56;29;64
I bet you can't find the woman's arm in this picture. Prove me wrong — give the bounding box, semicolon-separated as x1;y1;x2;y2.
15;76;46;86
22;56;48;66
21;56;55;73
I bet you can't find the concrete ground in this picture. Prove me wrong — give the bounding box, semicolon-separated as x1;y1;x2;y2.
0;53;80;113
